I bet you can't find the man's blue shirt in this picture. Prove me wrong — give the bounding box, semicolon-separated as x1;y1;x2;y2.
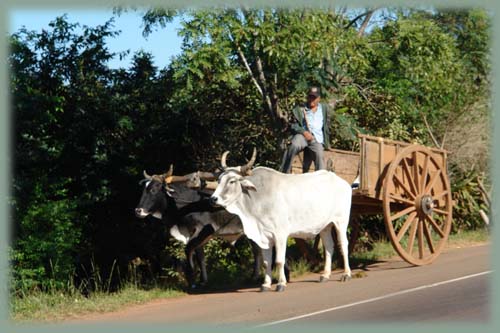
304;104;324;144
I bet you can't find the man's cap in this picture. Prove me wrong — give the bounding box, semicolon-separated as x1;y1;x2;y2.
307;86;321;97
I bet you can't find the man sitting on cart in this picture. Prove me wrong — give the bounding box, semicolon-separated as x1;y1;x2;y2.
281;86;333;173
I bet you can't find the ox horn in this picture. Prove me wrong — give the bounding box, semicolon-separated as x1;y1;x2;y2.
166;164;174;177
166;175;190;184
204;181;219;190
162;164;175;183
143;170;153;180
197;171;217;180
220;151;230;170
240;148;257;175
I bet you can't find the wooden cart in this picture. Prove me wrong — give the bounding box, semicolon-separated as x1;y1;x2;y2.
292;134;453;266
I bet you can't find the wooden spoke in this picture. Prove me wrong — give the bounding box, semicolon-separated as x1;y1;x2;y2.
407;219;418;255
390;205;416;222
425;215;445;238
396;212;417;243
418;219;424;259
433;208;450;216
422;219;435;254
402;157;418;196
424;169;442;195
390;194;415;206
419;154;430;194
413;152;420;193
433;190;449;200
394;174;417;200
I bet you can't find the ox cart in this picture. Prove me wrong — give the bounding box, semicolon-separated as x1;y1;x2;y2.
292;134;453;266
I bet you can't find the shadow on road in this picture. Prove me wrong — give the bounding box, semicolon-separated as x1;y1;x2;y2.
184;256;415;295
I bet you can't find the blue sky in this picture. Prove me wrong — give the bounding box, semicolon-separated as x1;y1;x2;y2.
8;8;183;70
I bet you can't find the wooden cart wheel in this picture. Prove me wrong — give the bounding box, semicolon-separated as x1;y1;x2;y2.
383;145;453;265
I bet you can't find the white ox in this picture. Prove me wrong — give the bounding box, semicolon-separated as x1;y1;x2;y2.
209;150;352;292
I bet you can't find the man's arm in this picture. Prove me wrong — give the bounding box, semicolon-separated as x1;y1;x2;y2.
289;106;305;135
290;106;315;141
290;120;305;135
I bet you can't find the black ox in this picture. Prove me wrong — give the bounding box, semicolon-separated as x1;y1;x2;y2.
135;167;265;288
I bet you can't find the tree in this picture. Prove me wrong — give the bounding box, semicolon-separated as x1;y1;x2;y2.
10;15;194;293
143;8;376;127
10;16;121;290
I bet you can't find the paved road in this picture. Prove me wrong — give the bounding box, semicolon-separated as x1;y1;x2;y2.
73;244;491;328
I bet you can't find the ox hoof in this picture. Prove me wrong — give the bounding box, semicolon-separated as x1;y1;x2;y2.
319;276;329;283
260;286;272;292
275;284;286;292
340;274;352;282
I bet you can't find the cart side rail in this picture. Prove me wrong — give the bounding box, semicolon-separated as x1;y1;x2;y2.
291;148;360;184
358;134;449;200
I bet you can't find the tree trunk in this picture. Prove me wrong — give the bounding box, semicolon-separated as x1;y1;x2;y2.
357;9;375;37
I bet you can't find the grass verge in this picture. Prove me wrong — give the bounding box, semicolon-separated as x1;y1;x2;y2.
447;228;490;248
351;228;490;263
11;285;184;323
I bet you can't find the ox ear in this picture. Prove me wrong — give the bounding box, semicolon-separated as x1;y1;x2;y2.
240;179;257;192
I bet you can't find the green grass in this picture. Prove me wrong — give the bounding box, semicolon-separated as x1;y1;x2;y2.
351;228;490;263
351;240;397;263
288;258;313;278
11;285;184;323
447;228;490;247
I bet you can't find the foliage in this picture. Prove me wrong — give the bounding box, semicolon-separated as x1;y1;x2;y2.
9;16;175;295
11;178;79;293
451;170;490;232
202;238;257;286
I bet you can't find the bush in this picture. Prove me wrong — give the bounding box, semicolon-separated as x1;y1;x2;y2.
11;177;81;294
450;170;490;231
